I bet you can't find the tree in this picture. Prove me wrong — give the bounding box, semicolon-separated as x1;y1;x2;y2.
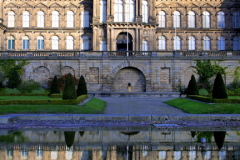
187;75;199;95
76;75;88;96
212;72;228;99
7;67;21;88
50;75;60;94
62;73;77;99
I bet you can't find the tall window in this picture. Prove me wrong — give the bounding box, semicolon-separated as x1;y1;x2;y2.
37;11;44;27
203;36;210;50
188;11;195;28
21;148;28;160
159;36;166;50
8;11;15;27
142;40;149;55
8;36;14;49
23;11;30;27
52;36;59;50
22;36;29;50
52;11;59;27
37;36;44;50
67;11;74;27
125;0;135;22
233;12;240;28
82;36;89;50
159;11;165;28
233;36;240;50
67;36;74;50
81;11;89;27
203;11;210;28
218;11;225;28
114;0;123;22
174;36;181;50
173;11;181;28
100;0;107;23
100;40;107;51
218;36;225;50
188;36;195;50
142;0;148;23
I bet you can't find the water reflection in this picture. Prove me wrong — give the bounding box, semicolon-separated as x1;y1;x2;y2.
0;130;239;160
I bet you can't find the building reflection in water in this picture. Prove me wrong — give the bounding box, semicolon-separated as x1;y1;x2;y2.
0;130;239;160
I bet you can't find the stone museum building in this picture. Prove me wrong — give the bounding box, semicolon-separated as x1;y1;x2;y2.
0;0;239;93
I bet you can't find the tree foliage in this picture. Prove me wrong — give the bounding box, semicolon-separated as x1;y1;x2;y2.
187;75;199;95
7;67;21;88
212;72;228;99
76;75;88;96
50;75;60;94
62;73;77;99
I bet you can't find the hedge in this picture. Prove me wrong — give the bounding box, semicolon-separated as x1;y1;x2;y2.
0;93;49;96
0;94;88;105
50;94;62;98
187;95;240;103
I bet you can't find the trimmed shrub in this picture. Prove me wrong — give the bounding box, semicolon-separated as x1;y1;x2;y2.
212;72;228;99
187;75;199;95
62;73;77;99
31;88;46;94
76;75;88;97
50;94;62;98
199;88;209;96
18;79;42;93
5;88;21;94
50;76;60;95
7;68;21;89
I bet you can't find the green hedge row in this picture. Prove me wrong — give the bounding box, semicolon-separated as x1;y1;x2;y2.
50;94;62;98
0;95;88;105
187;95;240;103
0;93;49;96
228;94;240;96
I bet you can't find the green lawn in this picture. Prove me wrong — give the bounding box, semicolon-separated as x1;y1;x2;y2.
0;98;106;115
0;96;61;100
164;98;240;114
228;96;240;99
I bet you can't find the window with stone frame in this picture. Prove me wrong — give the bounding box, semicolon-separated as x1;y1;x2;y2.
100;40;107;51
81;11;89;27
8;11;15;27
174;36;181;50
159;36;166;50
23;11;30;28
233;12;240;28
67;11;74;27
233;36;240;50
100;0;107;23
125;0;135;22
188;36;196;50
37;36;44;50
22;36;29;50
188;11;195;28
114;0;123;22
82;36;89;50
173;11;181;28
52;11;59;27
218;11;225;28
203;36;210;50
67;36;74;50
142;40;149;55
218;36;225;50
159;11;166;28
203;11;210;28
52;36;59;50
37;11;44;27
8;36;15;50
142;0;148;23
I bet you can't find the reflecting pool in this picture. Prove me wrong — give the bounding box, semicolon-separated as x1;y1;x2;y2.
0;128;239;160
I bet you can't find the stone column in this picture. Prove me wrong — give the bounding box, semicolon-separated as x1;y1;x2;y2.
107;27;111;50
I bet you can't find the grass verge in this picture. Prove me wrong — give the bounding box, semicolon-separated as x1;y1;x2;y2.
164;98;240;114
0;98;106;115
0;96;61;100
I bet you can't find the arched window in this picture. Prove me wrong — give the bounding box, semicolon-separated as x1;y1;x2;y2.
188;36;195;50
142;0;148;23
22;36;29;49
218;11;225;28
8;11;15;27
67;11;74;27
67;36;74;50
23;11;30;27
100;40;107;51
81;11;89;27
8;36;14;49
233;12;240;28
174;36;181;50
100;0;107;23
52;11;59;27
114;0;123;22
125;0;135;22
218;36;225;50
159;36;166;50
233;36;240;50
174;151;181;160
37;36;44;50
159;151;166;160
173;11;181;28
82;36;89;50
159;11;165;28
37;11;44;27
21;148;28;160
142;40;148;55
188;11;195;28
203;11;210;28
203;36;210;50
52;36;59;50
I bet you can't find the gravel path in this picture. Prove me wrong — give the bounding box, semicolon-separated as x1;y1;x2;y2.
99;97;187;114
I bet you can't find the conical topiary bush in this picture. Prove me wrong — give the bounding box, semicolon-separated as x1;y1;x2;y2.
212;72;228;99
76;75;88;97
187;75;199;95
62;73;77;99
50;75;60;95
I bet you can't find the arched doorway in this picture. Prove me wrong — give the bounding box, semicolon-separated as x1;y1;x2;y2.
113;67;146;92
116;32;132;51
